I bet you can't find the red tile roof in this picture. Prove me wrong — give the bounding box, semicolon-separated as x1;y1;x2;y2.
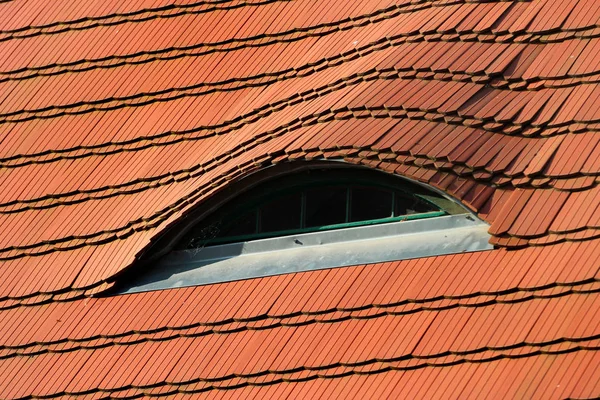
1;0;599;397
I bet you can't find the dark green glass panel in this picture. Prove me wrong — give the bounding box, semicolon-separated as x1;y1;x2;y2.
260;193;302;233
395;192;438;215
219;210;257;237
305;187;347;227
350;187;393;222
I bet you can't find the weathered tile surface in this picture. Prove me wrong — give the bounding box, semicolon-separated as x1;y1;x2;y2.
0;0;599;398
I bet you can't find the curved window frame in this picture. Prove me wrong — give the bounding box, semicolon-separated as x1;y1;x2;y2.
179;168;463;248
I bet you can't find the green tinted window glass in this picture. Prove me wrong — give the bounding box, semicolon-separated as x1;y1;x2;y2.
350;187;393;222
305;187;347;227
220;210;257;237
177;167;457;248
395;192;437;215
260;193;302;232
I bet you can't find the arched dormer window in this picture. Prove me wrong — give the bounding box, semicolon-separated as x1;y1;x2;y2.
179;168;463;248
118;164;492;294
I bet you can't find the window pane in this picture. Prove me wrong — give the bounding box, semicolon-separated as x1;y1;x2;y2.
219;210;257;237
350;187;392;222
305;187;347;227
395;193;438;215
260;193;302;233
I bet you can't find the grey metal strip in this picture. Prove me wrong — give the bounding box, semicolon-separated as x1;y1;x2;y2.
120;214;492;294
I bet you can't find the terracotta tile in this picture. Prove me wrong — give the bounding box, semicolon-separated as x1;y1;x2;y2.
35;349;94;396
507;189;569;237
530;87;574;127
378;310;435;360
357;371;404;399
437;83;483;114
62;346;125;392
304;320;359;368
266;323;318;372
134;340;191;386
0;2;35;32
538;351;591;399
546;133;600;177
550;186;600;232
564;350;600;398
570;38;600;77
0;355;31;395
409;124;453;158
5;353;61;399
164;335;218;383
1;0;600;398
488;189;533;235
0;303;39;346
483;139;525;175
97;341;158;389
535;0;578;31
246;326;298;375
337;315;388;363
557;85;598;126
266;269;328;315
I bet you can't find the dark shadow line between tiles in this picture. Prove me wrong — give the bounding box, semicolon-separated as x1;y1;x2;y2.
0;102;597;216
0;131;554;214
0;134;597;258
1;279;598;359
0;0;455;70
0;67;595;169
1;0;591;83
5;58;599;123
0;147;595;216
0;290;90;311
0;0;291;38
0;108;508;206
0;70;510;167
5;0;509;40
492;229;600;247
9;340;600;399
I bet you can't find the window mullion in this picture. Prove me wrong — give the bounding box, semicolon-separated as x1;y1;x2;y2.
300;191;306;229
256;209;261;234
345;187;351;223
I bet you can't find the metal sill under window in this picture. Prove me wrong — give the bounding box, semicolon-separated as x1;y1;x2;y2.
120;214;493;294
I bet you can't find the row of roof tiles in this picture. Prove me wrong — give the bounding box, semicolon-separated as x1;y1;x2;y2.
0;242;598;398
1;0;597;78
3;83;600;173
0;122;597;245
1;0;599;398
67;355;598;400
3;349;599;399
5;77;600;131
0;125;597;215
0;0;286;35
0;240;597;345
3;0;598;50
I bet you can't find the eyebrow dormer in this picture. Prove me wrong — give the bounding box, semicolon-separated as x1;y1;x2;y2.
118;163;492;294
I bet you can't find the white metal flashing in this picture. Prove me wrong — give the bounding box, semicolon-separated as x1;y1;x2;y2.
120;214;493;293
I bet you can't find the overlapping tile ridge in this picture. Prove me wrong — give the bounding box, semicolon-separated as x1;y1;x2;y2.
1;0;600;397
